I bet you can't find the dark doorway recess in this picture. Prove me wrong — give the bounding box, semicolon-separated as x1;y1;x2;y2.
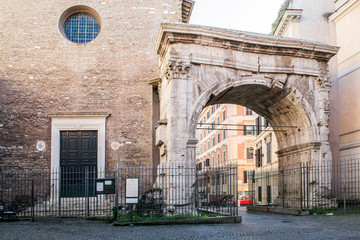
60;131;97;197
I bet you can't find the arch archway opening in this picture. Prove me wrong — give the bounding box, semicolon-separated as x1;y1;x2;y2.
191;83;315;164
195;102;281;206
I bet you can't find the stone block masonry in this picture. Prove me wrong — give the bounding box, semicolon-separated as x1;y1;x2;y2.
155;23;338;209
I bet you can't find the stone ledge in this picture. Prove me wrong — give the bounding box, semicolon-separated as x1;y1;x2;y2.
48;112;110;118
247;205;310;216
86;216;113;222
276;142;322;157
113;216;242;226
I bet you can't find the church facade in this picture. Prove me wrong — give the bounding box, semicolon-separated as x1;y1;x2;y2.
0;0;194;172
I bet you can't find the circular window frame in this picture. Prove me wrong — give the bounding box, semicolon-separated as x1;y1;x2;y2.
59;5;102;43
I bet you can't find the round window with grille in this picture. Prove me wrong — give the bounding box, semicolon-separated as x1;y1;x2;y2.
59;6;101;44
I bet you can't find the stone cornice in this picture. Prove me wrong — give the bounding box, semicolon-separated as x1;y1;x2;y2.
187;138;198;148
276;142;322;157
148;78;161;86
48;112;110;118
340;140;360;151
330;0;360;22
273;9;303;36
156;23;339;62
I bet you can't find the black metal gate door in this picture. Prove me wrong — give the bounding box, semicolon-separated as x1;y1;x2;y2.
60;131;97;197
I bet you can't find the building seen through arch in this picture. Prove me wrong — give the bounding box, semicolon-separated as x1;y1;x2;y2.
253;113;279;206
195;104;281;206
196;104;255;200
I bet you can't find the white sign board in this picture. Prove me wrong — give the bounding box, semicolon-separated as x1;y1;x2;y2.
125;178;139;204
96;182;104;192
126;198;138;204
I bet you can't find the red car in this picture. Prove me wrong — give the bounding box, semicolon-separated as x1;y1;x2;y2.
239;196;253;205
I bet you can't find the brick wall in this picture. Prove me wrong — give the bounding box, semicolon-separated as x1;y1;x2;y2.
0;0;183;170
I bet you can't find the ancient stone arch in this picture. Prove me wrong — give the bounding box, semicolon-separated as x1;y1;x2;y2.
154;23;338;210
155;23;338;169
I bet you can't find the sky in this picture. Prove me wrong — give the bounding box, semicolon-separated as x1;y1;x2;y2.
189;0;285;34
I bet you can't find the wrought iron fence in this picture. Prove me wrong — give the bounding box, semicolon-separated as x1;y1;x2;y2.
0;167;115;220
248;159;360;213
114;164;238;224
196;165;238;215
0;164;238;222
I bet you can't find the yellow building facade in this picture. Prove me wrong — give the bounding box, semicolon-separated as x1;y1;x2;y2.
274;0;360;162
253;113;279;205
196;104;255;198
330;0;360;160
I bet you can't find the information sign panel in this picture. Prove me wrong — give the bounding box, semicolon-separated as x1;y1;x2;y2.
95;178;115;195
125;178;139;205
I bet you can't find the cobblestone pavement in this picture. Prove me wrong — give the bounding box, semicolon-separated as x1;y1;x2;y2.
1;208;360;240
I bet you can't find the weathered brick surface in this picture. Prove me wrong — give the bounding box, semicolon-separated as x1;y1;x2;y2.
0;0;183;170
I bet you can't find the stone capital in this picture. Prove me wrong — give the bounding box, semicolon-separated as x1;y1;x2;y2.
163;60;191;81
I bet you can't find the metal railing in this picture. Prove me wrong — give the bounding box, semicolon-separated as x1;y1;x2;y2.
196;164;238;216
114;164;238;224
248;158;360;213
0;167;115;220
0;164;238;221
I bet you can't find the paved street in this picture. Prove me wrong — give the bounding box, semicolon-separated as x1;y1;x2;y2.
1;208;360;240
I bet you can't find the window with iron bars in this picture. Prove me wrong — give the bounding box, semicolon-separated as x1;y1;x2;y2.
256;117;262;135
205;158;210;167
244;125;254;135
256;147;262;167
258;186;262;202
246;147;254;159
264;118;269;128
245;108;253;115
267;185;271;204
267;141;272;163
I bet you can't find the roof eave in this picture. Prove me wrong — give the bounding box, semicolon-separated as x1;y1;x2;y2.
273;9;303;36
182;0;195;23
